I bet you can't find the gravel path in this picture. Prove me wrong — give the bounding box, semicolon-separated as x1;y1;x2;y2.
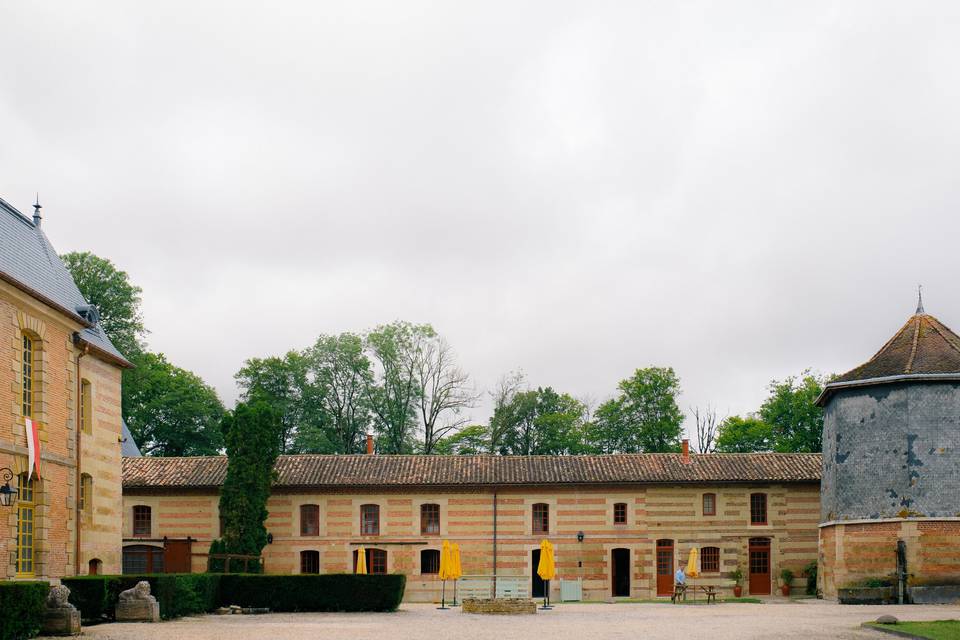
60;601;960;640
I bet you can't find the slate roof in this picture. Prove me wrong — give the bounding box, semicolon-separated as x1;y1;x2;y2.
121;420;142;457
122;453;822;490
0;196;130;366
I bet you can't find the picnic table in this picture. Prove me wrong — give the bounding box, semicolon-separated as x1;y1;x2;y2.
671;584;687;603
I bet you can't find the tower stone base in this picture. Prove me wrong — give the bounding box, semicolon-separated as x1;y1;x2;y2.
819;519;960;599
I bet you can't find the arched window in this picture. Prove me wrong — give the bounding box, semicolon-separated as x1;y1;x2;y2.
750;493;767;525
88;558;102;575
613;502;627;524
80;473;93;513
701;546;720;572
360;504;379;535
353;548;387;574
80;379;92;434
16;474;36;576
133;505;152;536
22;334;37;417
532;503;549;534
300;550;320;574
421;503;440;535
702;493;716;516
300;504;320;536
421;549;440;574
122;545;164;574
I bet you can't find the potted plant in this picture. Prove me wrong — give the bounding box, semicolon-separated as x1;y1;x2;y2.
780;568;794;597
731;565;744;598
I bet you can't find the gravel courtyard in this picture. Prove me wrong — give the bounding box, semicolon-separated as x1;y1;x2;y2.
62;601;960;640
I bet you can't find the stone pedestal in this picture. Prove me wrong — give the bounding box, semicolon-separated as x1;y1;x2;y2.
115;581;160;622
42;585;82;636
461;598;537;614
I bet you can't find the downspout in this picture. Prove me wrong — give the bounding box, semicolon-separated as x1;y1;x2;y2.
73;334;87;576
492;488;498;598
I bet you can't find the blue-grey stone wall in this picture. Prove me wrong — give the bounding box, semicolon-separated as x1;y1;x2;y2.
821;381;960;522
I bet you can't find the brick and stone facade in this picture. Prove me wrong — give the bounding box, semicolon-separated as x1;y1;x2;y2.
1;197;129;580
122;453;820;602
817;307;960;598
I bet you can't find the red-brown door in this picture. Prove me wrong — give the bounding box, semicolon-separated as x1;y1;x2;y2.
748;538;771;595
163;539;192;573
656;540;674;596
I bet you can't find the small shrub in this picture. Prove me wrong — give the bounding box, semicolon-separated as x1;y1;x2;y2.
0;581;48;640
218;574;406;612
803;561;818;595
730;565;744;585
780;568;795;586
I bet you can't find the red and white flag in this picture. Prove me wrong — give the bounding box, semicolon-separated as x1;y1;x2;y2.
25;417;41;481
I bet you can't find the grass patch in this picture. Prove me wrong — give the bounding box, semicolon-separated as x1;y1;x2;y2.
865;620;960;640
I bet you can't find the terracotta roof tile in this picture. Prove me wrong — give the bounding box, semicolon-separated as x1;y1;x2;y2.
833;313;960;383
122;453;821;490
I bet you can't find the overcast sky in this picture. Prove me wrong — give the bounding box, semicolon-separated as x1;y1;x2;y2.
3;1;959;441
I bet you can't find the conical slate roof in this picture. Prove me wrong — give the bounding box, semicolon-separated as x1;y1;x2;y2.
833;312;960;383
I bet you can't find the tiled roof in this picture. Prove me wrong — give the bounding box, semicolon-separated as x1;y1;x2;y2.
122;453;822;490
831;313;960;384
0;196;130;366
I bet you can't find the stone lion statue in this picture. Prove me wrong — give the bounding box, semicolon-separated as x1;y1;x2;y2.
119;581;154;602
46;584;72;609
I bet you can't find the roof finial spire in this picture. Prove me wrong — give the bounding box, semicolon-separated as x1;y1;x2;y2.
32;193;42;227
916;284;924;315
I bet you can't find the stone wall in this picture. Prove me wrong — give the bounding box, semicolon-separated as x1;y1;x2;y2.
462;598;536;614
124;480;820;602
821;383;960;522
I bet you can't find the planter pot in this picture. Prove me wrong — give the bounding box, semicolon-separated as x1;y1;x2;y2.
781;585;790;597
733;586;742;598
837;586;895;605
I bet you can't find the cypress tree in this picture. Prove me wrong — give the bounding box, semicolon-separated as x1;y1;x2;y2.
209;401;282;573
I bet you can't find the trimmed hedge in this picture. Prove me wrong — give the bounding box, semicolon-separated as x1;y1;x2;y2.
62;573;404;620
0;581;48;640
63;574;220;621
218;574;406;612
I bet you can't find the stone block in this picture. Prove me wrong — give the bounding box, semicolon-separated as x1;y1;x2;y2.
42;585;81;636
462;598;537;614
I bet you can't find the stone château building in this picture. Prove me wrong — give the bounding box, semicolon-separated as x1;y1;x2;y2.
0;196;131;579
818;299;960;597
121;442;821;601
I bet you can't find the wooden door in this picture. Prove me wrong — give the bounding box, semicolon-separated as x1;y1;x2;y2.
164;539;192;573
656;540;674;596
748;538;771;595
531;549;545;598
612;548;630;597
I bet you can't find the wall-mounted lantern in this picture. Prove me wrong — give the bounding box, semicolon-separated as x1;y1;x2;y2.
0;468;18;507
267;533;274;544
576;530;585;543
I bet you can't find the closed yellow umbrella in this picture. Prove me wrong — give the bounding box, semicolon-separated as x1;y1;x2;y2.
437;540;452;610
450;543;463;606
355;546;367;575
537;539;556;609
685;547;699;601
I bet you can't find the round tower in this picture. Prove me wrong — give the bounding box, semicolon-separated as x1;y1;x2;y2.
817;300;960;598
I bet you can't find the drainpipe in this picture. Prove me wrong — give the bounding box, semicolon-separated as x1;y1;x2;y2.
492;488;498;598
72;334;87;576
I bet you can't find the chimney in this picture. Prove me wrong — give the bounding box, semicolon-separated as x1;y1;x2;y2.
32;195;42;227
366;433;374;455
681;439;691;464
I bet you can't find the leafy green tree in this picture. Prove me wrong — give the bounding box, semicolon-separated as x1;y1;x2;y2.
365;322;434;453
434;424;491;455
714;415;774;452
492;387;588;455
587;367;684;453
61;251;146;358
123;352;225;456
235;352;311;454
209;401;282;573
304;333;373;454
759;371;826;453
